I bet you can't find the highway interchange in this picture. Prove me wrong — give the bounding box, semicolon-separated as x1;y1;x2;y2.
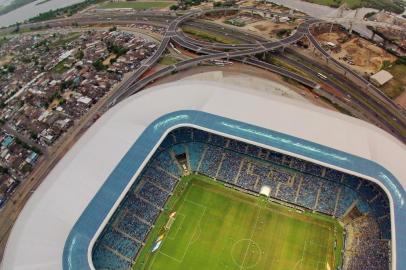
82;7;406;143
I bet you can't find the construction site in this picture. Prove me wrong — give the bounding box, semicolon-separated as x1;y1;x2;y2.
310;22;406;106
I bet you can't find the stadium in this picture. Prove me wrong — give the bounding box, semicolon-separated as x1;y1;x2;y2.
1;79;405;270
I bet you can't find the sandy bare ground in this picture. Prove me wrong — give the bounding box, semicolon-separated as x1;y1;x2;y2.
0;55;12;66
317;32;396;75
395;91;406;109
245;20;298;38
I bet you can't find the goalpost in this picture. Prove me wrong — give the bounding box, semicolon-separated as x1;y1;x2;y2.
151;212;177;253
165;212;176;231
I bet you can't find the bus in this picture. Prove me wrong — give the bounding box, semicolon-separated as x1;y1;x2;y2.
317;72;328;80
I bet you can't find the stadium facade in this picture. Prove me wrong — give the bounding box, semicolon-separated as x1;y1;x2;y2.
1;80;405;270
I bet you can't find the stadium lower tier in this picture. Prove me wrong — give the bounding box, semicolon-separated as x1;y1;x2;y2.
92;127;391;270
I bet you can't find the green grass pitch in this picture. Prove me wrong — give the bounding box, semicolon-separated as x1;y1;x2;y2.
133;175;344;270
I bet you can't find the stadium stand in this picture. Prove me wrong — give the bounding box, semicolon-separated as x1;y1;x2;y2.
92;127;391;270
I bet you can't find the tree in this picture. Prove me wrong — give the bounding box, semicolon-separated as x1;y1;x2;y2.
92;59;106;71
14;22;20;33
75;49;84;60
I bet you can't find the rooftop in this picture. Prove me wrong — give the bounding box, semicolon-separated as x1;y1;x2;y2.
370;70;394;86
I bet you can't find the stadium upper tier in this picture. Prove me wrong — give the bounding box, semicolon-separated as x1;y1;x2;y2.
92;127;391;270
0;79;405;270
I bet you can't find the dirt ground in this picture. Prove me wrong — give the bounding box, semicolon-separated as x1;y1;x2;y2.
0;55;12;66
317;32;397;75
207;13;300;39
395;91;406;109
245;20;299;38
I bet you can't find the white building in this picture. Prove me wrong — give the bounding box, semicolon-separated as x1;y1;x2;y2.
370;70;393;86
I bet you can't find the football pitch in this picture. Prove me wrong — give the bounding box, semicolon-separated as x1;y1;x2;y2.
133;175;344;270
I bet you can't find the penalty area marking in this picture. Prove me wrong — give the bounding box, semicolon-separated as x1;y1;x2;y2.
167;213;186;240
154;199;207;266
293;240;327;270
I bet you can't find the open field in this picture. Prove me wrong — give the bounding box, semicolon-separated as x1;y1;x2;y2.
304;0;405;13
102;1;173;10
182;26;241;44
316;32;397;75
158;55;179;65
134;175;344;270
382;62;406;99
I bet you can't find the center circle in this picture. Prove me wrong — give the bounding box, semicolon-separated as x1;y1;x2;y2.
231;239;262;269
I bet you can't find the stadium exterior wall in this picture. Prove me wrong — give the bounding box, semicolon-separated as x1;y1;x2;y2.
66;108;405;270
0;80;405;270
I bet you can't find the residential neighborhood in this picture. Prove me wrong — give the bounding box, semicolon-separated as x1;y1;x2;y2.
0;27;158;207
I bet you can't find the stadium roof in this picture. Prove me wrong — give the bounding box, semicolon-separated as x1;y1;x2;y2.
1;79;405;270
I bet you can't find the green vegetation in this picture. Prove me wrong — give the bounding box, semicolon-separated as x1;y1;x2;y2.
381;62;406;99
107;42;128;57
213;0;237;8
29;0;105;23
224;19;246;27
0;37;9;48
75;49;84;60
276;29;292;38
0;64;15;75
0;166;9;175
159;55;179;65
92;58;107;71
263;53;309;78
51;32;80;48
134;175;344;270
305;0;405;13
101;1;173;10
395;56;406;66
53;59;71;74
381;60;392;70
182;26;240;44
170;0;207;10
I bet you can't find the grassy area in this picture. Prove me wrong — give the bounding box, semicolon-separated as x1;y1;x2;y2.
50;32;80;48
102;1;173;10
52;59;71;74
381;63;406;99
305;0;405;13
182;26;240;45
159;55;179;65
133;175;344;270
265;54;309;78
0;37;9;48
